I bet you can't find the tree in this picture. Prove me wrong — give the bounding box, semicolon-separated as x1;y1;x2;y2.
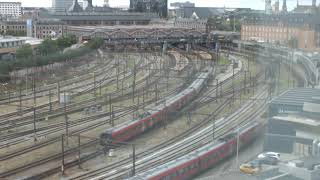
37;38;59;56
288;37;299;49
86;37;104;49
16;44;33;60
57;35;77;50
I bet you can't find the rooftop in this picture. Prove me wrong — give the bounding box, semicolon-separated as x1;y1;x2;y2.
270;88;320;107
243;13;320;25
273;114;320;127
0;36;41;45
0;36;26;43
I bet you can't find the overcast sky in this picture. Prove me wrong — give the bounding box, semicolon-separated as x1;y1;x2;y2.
0;0;315;10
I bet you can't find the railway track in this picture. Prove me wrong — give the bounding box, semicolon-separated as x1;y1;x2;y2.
0;51;199;178
0;55;144;121
69;70;267;179
18;55;246;180
0;53;181;148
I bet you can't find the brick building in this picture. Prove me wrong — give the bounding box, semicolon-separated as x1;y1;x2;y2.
0;19;66;39
241;14;320;51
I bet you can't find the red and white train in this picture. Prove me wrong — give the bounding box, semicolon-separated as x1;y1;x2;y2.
100;67;213;145
129;122;261;180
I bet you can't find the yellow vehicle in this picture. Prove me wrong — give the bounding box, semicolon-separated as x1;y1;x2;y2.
240;163;259;174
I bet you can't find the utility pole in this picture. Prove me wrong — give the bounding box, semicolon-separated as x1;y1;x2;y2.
78;134;81;168
33;77;36;108
111;105;114;127
155;84;158;103
61;134;65;175
132;144;136;177
216;79;219;102
93;72;96;100
57;82;60;103
142;87;145;110
63;91;69;146
236;126;240;169
212;115;215;140
33;106;37;142
49;89;52;112
109;94;112;125
19;85;22;115
132;61;136;103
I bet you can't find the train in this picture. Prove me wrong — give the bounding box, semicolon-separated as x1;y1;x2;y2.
100;67;213;146
128;122;261;180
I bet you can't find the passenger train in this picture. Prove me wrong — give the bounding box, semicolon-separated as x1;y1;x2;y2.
128;122;261;180
100;67;213;145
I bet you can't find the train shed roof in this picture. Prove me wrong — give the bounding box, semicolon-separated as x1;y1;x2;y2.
270;88;320;108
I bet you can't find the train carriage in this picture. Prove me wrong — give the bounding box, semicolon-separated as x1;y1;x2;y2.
128;122;261;180
100;67;213;146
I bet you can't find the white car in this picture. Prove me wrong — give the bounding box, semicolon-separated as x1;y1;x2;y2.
258;152;280;160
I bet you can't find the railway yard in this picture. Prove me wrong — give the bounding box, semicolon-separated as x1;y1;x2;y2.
0;42;311;180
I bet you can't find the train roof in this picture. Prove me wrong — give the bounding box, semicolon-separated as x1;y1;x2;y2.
103;68;212;135
129;121;258;179
128;141;225;179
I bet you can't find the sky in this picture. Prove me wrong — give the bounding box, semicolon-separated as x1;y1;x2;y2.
0;0;315;10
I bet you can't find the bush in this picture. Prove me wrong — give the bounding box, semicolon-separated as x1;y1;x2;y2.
0;38;101;82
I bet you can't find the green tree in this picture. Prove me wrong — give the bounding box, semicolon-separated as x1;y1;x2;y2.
37;38;58;56
86;37;104;49
16;44;33;59
57;35;77;50
288;38;299;49
0;61;11;82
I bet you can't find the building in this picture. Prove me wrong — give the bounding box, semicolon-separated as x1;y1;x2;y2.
0;19;66;39
170;1;195;18
265;88;320;156
47;12;157;26
0;2;22;17
66;24;205;43
241;13;320;51
174;17;207;30
175;7;226;19
272;0;280;14
265;0;272;14
68;0;84;12
52;0;73;13
293;0;319;14
130;0;168;18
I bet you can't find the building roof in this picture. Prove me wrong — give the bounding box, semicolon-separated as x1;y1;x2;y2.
0;37;26;43
0;2;21;4
270;88;320;107
183;7;225;19
273;115;320;127
48;12;158;21
243;13;320;26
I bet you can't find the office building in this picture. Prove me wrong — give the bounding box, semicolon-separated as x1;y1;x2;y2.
52;0;73;13
0;2;22;17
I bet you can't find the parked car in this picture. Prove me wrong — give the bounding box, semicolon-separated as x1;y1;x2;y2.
240;163;259;174
258;152;280;160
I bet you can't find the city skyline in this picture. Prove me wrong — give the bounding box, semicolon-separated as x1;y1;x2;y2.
0;0;314;10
